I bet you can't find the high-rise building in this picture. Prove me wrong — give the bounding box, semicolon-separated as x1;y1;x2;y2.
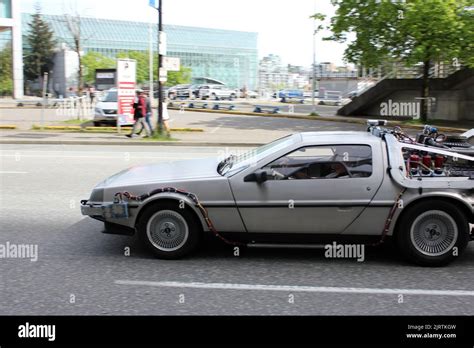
258;54;288;90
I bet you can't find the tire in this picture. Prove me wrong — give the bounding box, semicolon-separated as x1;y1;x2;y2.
137;201;201;259
212;93;219;100
396;200;469;266
93;121;101;127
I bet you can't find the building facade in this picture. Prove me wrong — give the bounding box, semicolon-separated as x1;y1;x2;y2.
258;54;289;91
0;0;23;98
21;13;259;91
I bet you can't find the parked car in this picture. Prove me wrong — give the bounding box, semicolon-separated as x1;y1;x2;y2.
199;84;238;100
303;91;320;98
167;84;191;100
240;90;258;98
277;89;304;99
81;122;474;266
319;90;343;106
93;88;119;126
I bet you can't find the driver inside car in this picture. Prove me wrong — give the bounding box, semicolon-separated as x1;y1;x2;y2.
325;163;349;179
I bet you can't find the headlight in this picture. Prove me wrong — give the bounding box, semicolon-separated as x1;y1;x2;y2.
95;107;104;115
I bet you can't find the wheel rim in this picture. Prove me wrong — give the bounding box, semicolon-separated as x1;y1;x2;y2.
410;210;458;257
146;210;189;252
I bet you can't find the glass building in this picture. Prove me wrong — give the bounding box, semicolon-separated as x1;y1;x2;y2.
21;13;259;90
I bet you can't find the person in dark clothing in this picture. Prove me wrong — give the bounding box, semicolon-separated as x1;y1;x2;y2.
126;91;151;138
137;92;154;136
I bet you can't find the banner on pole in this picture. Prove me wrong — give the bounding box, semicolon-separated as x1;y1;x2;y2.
117;59;137;126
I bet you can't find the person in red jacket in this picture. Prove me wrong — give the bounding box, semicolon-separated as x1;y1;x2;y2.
126;90;151;138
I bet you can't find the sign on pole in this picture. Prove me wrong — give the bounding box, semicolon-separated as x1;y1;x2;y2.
117;59;137;127
149;0;158;8
159;31;167;55
159;68;168;82
163;57;180;71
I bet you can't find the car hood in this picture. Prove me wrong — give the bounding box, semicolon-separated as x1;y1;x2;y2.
96;101;117;109
97;157;221;188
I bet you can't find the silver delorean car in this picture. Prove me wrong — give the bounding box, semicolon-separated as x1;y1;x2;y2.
81;122;474;266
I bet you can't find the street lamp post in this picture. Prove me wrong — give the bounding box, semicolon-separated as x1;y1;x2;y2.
311;29;316;114
157;0;164;134
310;11;325;114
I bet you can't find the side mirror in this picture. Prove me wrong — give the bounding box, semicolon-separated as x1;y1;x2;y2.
244;170;268;183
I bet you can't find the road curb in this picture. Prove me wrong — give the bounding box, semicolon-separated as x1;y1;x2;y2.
0;125;17;129
0;139;261;147
168;107;470;133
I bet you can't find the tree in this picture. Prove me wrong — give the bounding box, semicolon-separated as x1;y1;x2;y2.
321;0;474;122
64;13;93;94
23;7;56;84
82;52;115;85
0;44;13;96
166;66;192;86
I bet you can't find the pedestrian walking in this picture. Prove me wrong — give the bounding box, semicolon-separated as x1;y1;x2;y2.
126;90;151;138
137;92;154;136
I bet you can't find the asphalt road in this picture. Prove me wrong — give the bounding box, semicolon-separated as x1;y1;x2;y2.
1;144;474;315
0;100;341;130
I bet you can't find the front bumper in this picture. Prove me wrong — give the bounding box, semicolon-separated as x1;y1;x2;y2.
80;200;104;218
80;200;129;220
81;200;136;236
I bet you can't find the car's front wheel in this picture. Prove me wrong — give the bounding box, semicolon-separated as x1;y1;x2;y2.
137;201;201;259
396;200;469;266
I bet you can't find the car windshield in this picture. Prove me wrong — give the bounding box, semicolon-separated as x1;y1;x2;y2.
103;91;118;102
218;135;298;176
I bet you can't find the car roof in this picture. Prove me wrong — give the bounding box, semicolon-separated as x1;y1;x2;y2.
299;131;382;145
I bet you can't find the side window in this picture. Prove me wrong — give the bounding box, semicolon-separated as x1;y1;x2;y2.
263;145;372;180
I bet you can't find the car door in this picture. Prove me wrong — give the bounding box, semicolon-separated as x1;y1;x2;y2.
229;144;383;234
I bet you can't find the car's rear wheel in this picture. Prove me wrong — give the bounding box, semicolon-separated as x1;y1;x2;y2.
137;201;201;259
396;201;469;266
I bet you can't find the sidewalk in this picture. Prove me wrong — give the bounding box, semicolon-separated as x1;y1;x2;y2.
0;129;269;147
0;109;471;147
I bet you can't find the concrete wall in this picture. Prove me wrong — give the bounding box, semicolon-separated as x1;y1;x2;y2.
357;82;473;121
319;79;359;96
461;84;474;121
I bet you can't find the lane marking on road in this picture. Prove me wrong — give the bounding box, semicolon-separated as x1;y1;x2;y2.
210;126;221;134
114;280;474;297
0;171;28;174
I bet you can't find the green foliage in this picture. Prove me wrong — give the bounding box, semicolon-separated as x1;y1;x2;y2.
322;0;474;121
166;66;192;86
324;0;474;69
23;8;56;81
0;44;13;95
82;52;116;84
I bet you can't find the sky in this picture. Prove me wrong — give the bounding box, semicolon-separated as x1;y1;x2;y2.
20;0;350;67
